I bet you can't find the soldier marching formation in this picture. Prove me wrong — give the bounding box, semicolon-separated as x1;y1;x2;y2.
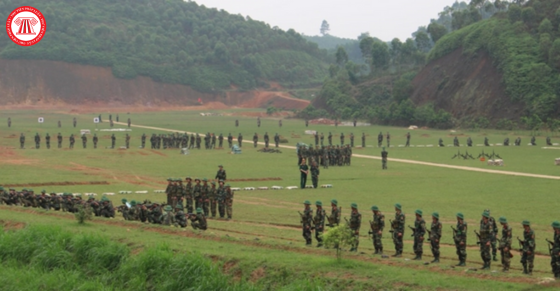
299;201;560;278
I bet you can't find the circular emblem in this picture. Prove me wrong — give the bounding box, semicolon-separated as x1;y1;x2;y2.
6;6;46;46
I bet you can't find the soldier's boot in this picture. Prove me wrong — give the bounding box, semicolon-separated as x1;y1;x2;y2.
431;256;439;263
379;247;383;255
374;248;378;254
528;265;533;275
413;254;421;260
391;252;399;257
522;265;528;274
493;254;498;262
317;243;323;248
481;261;490;270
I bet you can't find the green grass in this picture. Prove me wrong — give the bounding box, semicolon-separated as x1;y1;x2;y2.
1;108;560;289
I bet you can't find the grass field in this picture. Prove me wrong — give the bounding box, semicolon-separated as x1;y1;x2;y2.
1;108;560;290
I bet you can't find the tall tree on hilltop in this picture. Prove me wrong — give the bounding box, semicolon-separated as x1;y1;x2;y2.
359;36;374;66
427;22;447;43
320;20;330;35
335;46;348;67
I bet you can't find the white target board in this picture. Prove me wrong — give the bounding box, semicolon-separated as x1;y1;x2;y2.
93;117;100;123
38;117;44;123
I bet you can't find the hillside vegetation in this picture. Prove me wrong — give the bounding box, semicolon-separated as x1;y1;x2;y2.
0;0;328;92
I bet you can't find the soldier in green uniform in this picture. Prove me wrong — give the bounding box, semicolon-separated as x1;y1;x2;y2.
362;132;366;148
174;204;187;228
57;133;62;148
227;133;233;148
125;133;131;149
274;133;280;148
406;132;410;147
69;134;75;149
392;203;405;257
217;180;226;218
313;201;326;247
100;197;115;218
215;165;227;181
264;132;269;148
238;133;243;147
430;212;442;263
370;205;385;254
328;132;332;146
200;178;210;216
310;162;320;188
111;134;116;149
128;200;139;221
160;205;175;226
253;132;258;148
479;211;493;269
141;133;146;148
190;208;207;230
93;134;98;149
118;198;129;220
348;203;361;252
34;133;40;149
520;220;535;275
412;209;426;260
381;147;388;170
299;160;309;189
327;199;341;227
45;133;50;149
193;178;202;209
218;133;223;148
184;177;194;213
225;184;234;219
484;209;499;261
208;181;217;218
20;133;25;149
301;200;313;246
550;221;560;279
454;212;468;266
498;216;513;272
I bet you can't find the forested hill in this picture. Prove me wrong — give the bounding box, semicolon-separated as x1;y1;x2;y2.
0;0;329;93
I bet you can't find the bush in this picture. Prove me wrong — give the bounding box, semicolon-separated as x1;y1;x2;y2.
74;204;92;224
322;224;357;260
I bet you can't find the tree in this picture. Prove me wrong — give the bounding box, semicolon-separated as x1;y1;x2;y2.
359;36;374;63
320;20;330;35
415;31;432;53
335;46;348;67
549;39;560;70
371;41;390;71
427;22;447;43
509;5;522;23
539;18;553;35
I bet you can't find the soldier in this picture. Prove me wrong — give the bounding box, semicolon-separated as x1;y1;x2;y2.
479;211;493;269
328;132;332;146
257;116;261;127
100;197;115;218
45;133;50;149
454;212;468;266
264;132;269;148
327;199;341;227
128;200;139;220
406;132;411;147
453;136;459;147
430;212;442;263
253;132;258;148
392;203;405;257
381;147;388;170
81;134;87;149
58;120;61;128
118;199;129;220
200;178;210;216
498;216;512;272
215;165;227;181
125;133;130;149
34;133;40;149
116;114;119;122
530;136;536;146
370;205;385;254
278;119;282;127
69;134;75;149
196;133;201;149
217;180;226;218
160;205;175;226
546;136;553;146
110;119;114;127
310;162;320;189
484;137;490;146
550;221;560;278
467;137;473;147
235;119;239;127
320;132;324;146
350;132;354;147
193;178;202;209
386;132;391;147
111;134;116;149
299;159;309;189
190;208;207;230
503;137;510;146
412;209;426;260
313;201;326;247
225;184;234;219
314;132;319;146
227;133;233;148
141;133;146;148
127;118;131;128
208;181;217;218
184;177;194;213
73;117;77;128
274;133;280;148
340;132;344;146
90;133;96;149
515;137;521;146
301;200;313;245
362;132;366;148
377;132;383;147
49;192;61;211
353;118;357;127
485;209;499;261
438;138;444;147
7;117;11;127
349;203;361;252
520;220;535;275
238;133;243;147
57;133;63;148
305;119;309;127
174;204;187;228
218;133;224;148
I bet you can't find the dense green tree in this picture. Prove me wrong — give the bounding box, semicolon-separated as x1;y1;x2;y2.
371;41;390;71
320;20;330;35
538;18;553;35
335;47;349;67
415;31;432;53
359;37;374;63
427;22;448;43
509;5;522;23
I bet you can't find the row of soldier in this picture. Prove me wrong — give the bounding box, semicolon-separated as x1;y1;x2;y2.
311;132;409;148
444;136;554;147
117;198;207;230
300;201;560;278
298;145;352;168
19;133;132;149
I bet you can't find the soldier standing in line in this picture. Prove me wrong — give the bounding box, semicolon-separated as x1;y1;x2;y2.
370;205;385;255
438;138;444;147
484;136;490;146
520;220;535;275
454;212;468;266
362;132;366;148
314;132;319;146
7;117;11;127
264;132;269;148
69;134;75;149
453;136;459;147
406;132;411;147
479;211;493;269
430;212;442;263
381;147;388;170
550;221;560;278
125;133;131;149
57;133;62;148
165;178;173;206
116;114;119;122
208;181;217;218
349;203;361;252
327;199;341;227
225;184;234;220
386;132;391;147
498;217;512;272
215;165;227;181
141;133;146;148
160;205;175;226
320;132;324;146
127;118;131;128
218;133;224;148
93;134;98;149
310;162;319;189
279;120;282;127
313;201;325;247
200;178;210;216
73;117;77;128
217;180;226;218
328;132;332;146
485;209;499;261
299;159;308;189
305;119;309;127
467;137;473;147
227;133;233;148
353;118;357;127
257;117;261;127
350;132;354;147
45;133;50;149
392;203;405;257
193;178;201;209
81;134;87;149
238;133;243;147
253;132;258;148
340;132;344;146
184;177;194;213
58;120;61;128
413;209;426;260
377;132;383;147
111;134;116;149
301;200;313;246
34;133;40;149
235;119;239;127
274;133;280;148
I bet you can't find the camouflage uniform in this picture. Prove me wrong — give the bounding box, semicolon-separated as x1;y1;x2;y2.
454;213;468;266
184;178;194;213
190;208;207;230
193;179;202;209
413;210;426;260
313;201;326;247
498;217;513;272
200;179;210;216
349;203;361;252
327;199;341;227
551;221;560;278
479;212;493;269
520;220;535;274
370;206;385;254
225;184;233;219
208;182;217;218
160;205;175;226
392;203;405;257
381;148;388;170
430;212;442;263
174;205;187;228
301;201;313;245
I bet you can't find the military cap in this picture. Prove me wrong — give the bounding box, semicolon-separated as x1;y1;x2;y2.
371;205;379;211
130;200;137;206
432;212;439;219
50;192;56;195
121;198;127;203
29;189;34;192
41;189;46;193
394;203;402;210
499;216;507;224
167;178;172;181
196;207;203;214
303;200;311;205
225;184;230;187
351;202;358;209
482;211;490;218
315;201;322;206
101;197;108;202
195;178;200;182
185;176;192;180
522;220;531;226
218;165;223;167
175;204;183;210
552;221;560;229
211;181;216;185
484;208;490;213
202;178;208;182
164;205;172;212
22;188;27;191
0;186;4;191
331;199;338;206
456;212;464;220
415;209;423;216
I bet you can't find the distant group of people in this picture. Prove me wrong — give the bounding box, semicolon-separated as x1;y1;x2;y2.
442;136;554;147
19;133;131;149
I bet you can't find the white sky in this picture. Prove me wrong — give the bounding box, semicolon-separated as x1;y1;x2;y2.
194;0;460;41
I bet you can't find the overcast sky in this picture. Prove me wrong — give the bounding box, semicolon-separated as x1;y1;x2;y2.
194;0;460;41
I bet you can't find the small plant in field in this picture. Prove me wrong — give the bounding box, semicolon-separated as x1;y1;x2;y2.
322;224;357;260
74;204;92;224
